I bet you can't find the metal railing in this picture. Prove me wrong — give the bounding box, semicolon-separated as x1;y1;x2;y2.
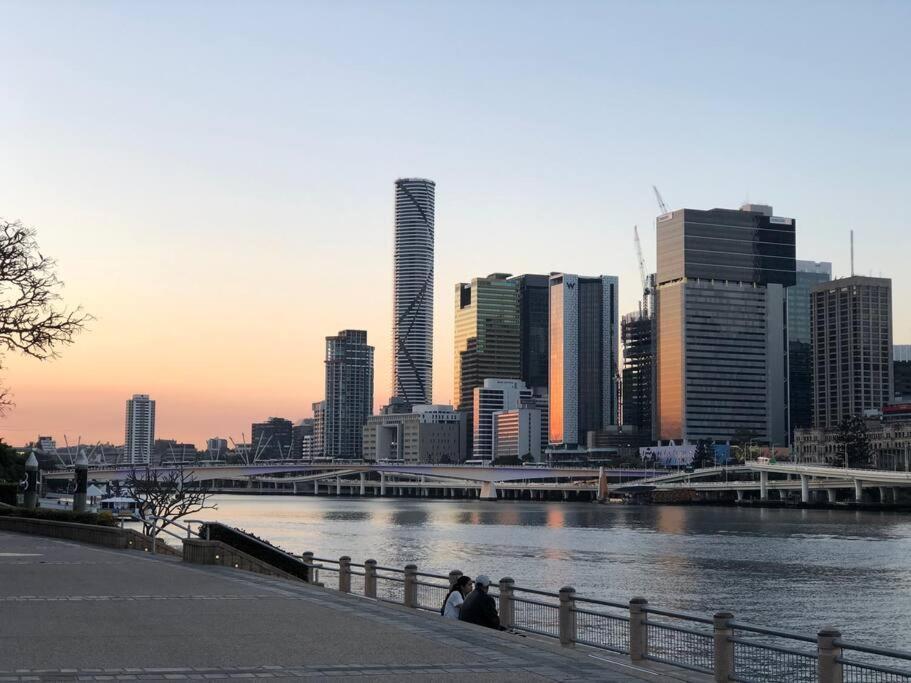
289;550;911;683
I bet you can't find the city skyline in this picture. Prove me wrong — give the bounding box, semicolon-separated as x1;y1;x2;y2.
2;2;910;446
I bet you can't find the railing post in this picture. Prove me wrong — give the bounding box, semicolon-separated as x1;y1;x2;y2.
818;627;843;683
499;577;515;629
338;555;351;593
713;611;735;682
559;586;576;647
364;559;377;598
629;597;648;660
448;569;463;588
302;551;317;584
404;564;418;608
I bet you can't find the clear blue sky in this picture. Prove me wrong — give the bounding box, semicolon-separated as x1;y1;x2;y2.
0;1;908;445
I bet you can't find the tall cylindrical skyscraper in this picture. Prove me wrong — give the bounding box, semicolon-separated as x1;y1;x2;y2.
393;177;435;406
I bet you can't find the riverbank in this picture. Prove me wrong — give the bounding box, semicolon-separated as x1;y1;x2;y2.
0;530;699;682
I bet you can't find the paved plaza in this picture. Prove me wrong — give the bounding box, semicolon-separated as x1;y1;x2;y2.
0;531;705;682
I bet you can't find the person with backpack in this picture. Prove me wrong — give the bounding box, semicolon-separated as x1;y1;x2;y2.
441;575;473;619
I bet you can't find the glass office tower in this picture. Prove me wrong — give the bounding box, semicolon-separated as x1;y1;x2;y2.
655;205;796;445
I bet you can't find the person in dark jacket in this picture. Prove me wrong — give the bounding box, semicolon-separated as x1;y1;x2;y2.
458;575;502;629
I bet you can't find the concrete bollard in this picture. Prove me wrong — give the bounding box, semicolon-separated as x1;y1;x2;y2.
629;597;648;660
24;452;39;509
364;559;377;598
499;577;515;629
338;556;351;593
404;564;418;608
558;586;576;647
73;451;88;513
817;627;843;683
713;611;735;682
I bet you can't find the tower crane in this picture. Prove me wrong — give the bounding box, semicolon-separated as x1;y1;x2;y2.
652;185;669;215
633;225;651;318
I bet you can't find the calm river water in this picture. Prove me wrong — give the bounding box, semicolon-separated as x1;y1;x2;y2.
190;495;911;647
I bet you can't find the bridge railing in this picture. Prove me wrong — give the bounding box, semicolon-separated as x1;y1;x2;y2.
296;550;911;683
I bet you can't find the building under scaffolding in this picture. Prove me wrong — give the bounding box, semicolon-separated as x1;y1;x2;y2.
621;310;655;446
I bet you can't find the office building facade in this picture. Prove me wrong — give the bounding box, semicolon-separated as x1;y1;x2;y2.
454;274;521;444
472;378;535;459
324;330;374;458
493;408;542;461
811;276;893;428
363;404;466;464
251;417;293;460
654;205;795;444
124;394;156;465
393;178;435;406
291;419;315;459
510;273;550;392
549;273;619;446
787;261;832;438
895;345;911;402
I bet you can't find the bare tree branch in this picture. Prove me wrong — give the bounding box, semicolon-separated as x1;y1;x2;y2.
0;218;92;414
123;467;217;538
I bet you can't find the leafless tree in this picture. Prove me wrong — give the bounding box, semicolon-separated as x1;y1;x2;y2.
0;219;91;411
123;467;216;538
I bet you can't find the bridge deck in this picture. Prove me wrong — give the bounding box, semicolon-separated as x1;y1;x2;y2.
0;531;700;682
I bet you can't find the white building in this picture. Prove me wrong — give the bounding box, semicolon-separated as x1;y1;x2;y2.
124;394;155;465
473;379;536;460
493;408;542;462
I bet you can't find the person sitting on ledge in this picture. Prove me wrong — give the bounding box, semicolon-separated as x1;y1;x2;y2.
458;575;503;630
441;575;473;619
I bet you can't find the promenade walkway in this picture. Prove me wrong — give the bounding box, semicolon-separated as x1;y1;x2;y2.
0;530;705;682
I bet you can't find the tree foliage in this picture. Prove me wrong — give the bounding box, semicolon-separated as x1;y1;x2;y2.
0;441;24;483
0;219;91;411
835;415;873;468
123;467;216;538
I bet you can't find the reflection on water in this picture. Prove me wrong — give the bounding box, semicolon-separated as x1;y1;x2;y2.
192;495;911;647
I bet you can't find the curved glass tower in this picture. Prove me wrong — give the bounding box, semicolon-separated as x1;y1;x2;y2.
393;178;435;406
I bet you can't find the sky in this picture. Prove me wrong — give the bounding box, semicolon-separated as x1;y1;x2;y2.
0;0;909;448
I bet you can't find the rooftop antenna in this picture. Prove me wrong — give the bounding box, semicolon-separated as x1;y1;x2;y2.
850;229;855;276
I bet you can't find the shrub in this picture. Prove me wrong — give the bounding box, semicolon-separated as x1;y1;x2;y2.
0;483;17;506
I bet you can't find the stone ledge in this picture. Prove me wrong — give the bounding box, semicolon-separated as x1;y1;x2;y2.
182;538;305;582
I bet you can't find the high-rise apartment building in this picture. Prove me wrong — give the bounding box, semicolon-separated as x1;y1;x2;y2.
787;261;832;438
454;274;520;444
472;378;535;459
324;330;374;458
811;277;893;428
393;178;435;406
510;274;550;392
312;401;325;457
654;205;795;444
124;394;155;465
549;273;619;446
251;417;293;460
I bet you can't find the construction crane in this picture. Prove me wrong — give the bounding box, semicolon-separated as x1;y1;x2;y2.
633;225;651;318
652;185;669;215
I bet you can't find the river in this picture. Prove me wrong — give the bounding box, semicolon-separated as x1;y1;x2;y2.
188;495;911;647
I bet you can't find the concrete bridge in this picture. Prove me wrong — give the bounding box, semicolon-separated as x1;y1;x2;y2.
616;462;911;504
42;463;648;500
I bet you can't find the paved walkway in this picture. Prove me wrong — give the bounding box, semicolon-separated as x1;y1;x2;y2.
0;531;706;682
